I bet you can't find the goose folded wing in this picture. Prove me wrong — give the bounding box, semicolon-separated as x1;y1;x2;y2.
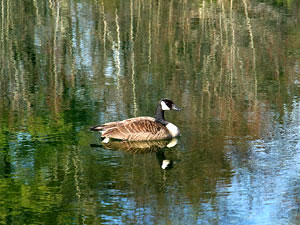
102;119;171;141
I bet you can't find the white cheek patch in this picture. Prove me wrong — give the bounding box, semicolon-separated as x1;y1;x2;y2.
166;123;180;137
161;101;170;110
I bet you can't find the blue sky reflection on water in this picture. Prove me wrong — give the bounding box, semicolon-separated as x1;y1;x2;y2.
1;0;300;224
222;101;300;225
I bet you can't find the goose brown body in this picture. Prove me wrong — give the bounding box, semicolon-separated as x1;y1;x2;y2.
90;99;181;142
91;117;172;141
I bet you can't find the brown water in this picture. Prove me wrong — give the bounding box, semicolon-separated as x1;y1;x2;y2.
1;0;300;224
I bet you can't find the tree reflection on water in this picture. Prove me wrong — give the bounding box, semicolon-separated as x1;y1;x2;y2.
0;0;300;224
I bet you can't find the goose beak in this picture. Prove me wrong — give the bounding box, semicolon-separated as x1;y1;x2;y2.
172;104;181;111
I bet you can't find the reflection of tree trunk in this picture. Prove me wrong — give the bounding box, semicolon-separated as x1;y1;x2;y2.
147;0;152;73
33;0;41;26
242;0;257;106
131;0;137;117
71;146;98;222
115;8;121;98
229;0;235;89
100;0;107;54
53;1;60;115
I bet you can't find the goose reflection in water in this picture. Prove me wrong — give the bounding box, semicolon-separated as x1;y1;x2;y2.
90;138;178;170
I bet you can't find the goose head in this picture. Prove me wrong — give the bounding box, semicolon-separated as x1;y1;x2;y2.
155;99;181;126
159;99;181;111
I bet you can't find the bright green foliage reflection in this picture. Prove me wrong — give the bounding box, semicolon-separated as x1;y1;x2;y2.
0;0;300;224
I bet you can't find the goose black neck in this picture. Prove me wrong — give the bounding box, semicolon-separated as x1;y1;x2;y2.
155;104;168;126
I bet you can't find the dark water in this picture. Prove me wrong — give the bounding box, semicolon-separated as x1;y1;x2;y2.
1;0;300;224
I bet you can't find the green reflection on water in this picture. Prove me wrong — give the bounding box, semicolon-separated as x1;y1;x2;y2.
0;0;300;224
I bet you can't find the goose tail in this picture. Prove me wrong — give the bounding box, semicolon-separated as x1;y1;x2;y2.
90;125;104;131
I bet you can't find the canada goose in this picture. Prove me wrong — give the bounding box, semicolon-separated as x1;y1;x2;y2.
90;99;181;142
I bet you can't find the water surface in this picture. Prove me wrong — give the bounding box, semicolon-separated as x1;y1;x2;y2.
1;0;300;224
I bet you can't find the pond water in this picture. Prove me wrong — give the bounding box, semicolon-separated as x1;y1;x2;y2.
1;0;300;224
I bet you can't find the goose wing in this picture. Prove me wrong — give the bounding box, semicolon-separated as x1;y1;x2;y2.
90;117;151;131
101;117;171;141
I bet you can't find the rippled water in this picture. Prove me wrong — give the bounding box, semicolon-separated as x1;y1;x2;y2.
1;0;300;224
